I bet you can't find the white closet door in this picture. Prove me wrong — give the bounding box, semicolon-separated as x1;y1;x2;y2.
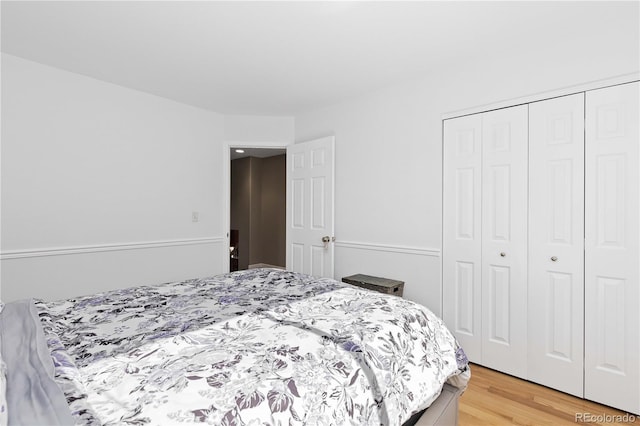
585;81;639;414
480;105;528;378
443;114;483;362
528;93;585;396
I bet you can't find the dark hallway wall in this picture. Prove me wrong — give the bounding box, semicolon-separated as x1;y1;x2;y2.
230;154;285;269
258;154;286;267
230;157;251;270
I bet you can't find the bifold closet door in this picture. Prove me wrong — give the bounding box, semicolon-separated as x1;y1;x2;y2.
528;93;585;397
585;81;639;414
480;105;528;379
443;114;483;362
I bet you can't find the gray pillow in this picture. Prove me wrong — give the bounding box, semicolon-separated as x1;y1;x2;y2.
0;299;74;425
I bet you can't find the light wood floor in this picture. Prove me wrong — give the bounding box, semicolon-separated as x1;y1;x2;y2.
459;364;640;426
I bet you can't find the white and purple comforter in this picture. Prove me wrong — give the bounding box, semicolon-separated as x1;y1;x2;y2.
35;269;469;425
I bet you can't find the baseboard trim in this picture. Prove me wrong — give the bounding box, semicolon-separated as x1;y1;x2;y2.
248;263;285;270
335;241;440;257
0;237;226;260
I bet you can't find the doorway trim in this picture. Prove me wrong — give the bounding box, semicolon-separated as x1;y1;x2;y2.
222;140;292;272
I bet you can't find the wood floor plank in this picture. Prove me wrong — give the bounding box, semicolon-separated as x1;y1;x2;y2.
458;364;640;426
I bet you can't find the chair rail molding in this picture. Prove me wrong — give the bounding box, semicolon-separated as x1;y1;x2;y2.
334;240;440;257
0;237;226;260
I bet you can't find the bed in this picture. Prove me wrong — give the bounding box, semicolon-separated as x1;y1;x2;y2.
0;268;469;425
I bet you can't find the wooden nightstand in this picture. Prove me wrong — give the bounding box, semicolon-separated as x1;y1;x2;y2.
342;274;404;297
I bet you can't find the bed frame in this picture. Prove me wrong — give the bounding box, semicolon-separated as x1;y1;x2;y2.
405;384;462;426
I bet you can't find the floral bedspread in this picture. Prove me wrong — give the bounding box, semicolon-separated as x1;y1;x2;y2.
35;269;469;426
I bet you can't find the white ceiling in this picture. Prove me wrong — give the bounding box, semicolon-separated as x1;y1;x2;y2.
1;1;637;116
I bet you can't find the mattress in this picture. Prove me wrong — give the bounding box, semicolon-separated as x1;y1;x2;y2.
2;269;469;425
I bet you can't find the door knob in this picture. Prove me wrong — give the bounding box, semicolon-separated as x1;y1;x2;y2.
551;256;558;262
322;236;331;249
500;252;506;257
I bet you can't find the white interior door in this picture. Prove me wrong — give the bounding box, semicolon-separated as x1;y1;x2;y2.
286;136;335;278
480;105;528;379
528;93;585;397
585;81;639;414
443;114;483;363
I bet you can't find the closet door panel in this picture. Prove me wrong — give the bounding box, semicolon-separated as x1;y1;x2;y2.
481;105;528;378
585;81;639;414
528;93;585;397
443;114;483;362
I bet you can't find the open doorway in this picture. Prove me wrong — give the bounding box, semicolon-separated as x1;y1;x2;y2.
229;147;286;272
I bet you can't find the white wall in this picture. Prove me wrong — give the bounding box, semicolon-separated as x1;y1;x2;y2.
223;114;294;143
1;54;226;301
295;28;640;315
2;10;637;309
